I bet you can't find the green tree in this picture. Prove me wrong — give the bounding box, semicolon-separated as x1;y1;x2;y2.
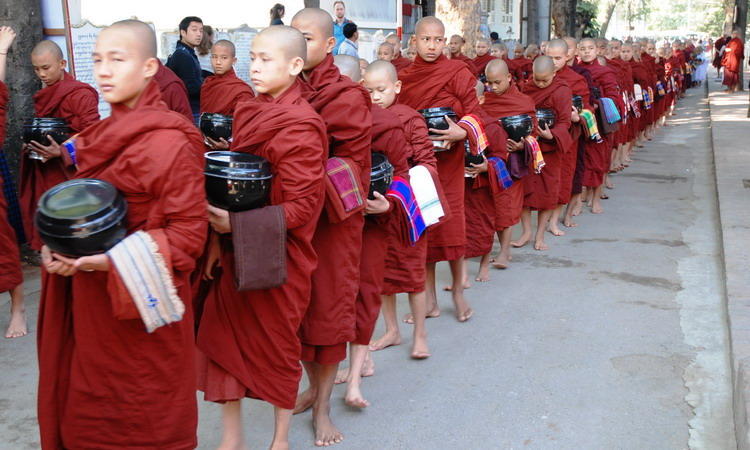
577;0;601;37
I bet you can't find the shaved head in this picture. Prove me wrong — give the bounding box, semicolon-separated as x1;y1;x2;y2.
580;38;596;47
486;58;509;77
476;37;490;46
31;40;64;60
547;39;568;53
533;55;554;74
485;58;511;94
292;7;334;38
255;25;307;62
333;54;361;82
450;34;465;43
415;16;445;36
385;34;402;56
213;39;236;57
366;59;398;82
105;19;157;58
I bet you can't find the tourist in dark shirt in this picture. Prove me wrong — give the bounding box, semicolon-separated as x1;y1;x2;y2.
166;16;204;121
270;3;285;25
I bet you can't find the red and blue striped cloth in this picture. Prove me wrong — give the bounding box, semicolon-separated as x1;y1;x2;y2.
386;176;426;245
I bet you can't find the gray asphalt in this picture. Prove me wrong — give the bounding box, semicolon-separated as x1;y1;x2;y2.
0;83;735;449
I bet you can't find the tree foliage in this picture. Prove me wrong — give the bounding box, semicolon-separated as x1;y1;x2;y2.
577;0;601;37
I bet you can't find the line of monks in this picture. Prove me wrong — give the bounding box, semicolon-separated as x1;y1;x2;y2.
0;10;695;450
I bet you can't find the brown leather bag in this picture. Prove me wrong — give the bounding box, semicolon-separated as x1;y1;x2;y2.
229;205;287;291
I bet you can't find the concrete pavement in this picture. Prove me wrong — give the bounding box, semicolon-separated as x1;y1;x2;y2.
0;82;736;449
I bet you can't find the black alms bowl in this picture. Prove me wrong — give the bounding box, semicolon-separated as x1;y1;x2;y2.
500;114;533;142
572;95;583;113
369;152;393;200
204;151;272;212
23;117;72;146
200;113;233;142
35;178;128;257
465;150;484;167
418;107;458;136
536;108;556;129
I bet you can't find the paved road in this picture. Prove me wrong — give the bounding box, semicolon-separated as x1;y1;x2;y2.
0;84;735;449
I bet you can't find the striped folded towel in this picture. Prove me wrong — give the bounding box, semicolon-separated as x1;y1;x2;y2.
600;98;621;124
524;137;545;174
326;157;364;213
487;157;513;190
408;165;444;227
633;84;643;101
458;114;489;155
656;82;666;96
107;230;184;333
386;176;426;245
580;109;602;142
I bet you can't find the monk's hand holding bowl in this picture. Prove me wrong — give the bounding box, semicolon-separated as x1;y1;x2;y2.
506;138;524;153
571;106;580;123
537;123;553;140
203;233;221;280
29;136;62;162
365;191;390;215
428;115;467;144
465;155;488;176
75;254;110;272
207;205;232;234
205;136;230;150
41;245;78;277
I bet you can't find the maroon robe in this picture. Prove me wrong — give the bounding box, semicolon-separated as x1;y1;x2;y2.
392;55;412;72
521;76;573;210
471;53;495;76
199;68;255;115
154;61;192;121
381;104;437;295
298;54;372;364
197;81;327;409
0;81;22;292
722;37;744;86
398;54;506;263
20;71;99;250
37;80;207;449
555;66;589;205
452;52;478;75
354;105;410;344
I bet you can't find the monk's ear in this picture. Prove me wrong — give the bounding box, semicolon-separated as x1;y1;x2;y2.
394;79;402;94
143;57;159;79
325;36;336;55
478;95;485;105
60;59;68;70
289;56;304;77
232;57;238;65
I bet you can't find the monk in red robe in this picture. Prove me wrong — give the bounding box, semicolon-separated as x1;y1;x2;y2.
376;42;396;62
481;58;536;269
546;39;586;234
197;26;327;449
0;26;25;339
291;8;372;446
516;56;572;251
153;60;192;121
575;38;623;214
472;38;496;76
366;60;435;360
37;20;206;449
449;35;478;75
387;34;412;71
21;40;99;250
199;39;255;149
398;16;506;323
722;29;744;92
513;44;539;81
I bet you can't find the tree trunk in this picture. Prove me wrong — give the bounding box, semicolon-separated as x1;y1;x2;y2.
599;0;618;37
722;0;735;34
0;0;43;184
435;0;482;57
526;0;539;45
551;0;568;38
567;0;578;36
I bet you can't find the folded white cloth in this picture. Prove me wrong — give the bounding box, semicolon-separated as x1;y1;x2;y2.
107;230;184;333
634;84;643;101
408;164;444;227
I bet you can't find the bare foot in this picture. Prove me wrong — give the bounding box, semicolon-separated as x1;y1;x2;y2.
403;308;440;324
443;280;471;291
591;204;604;214
294;389;315;415
563;218;578;228
456;307;474;322
474;265;490;282
368;330;402;351
491;254;510;270
547;224;565;237
217;440;249;450
534;240;549;251
605;179;614;189
410;335;431;359
511;234;531;248
5;309;27;339
572;204;582;216
361;354;375;377
344;384;370;409
313;411;343;447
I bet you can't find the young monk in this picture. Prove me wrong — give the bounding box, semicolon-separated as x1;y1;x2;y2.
472;37;495;75
199;39;255;148
448;35;478;75
398;16;506;322
481;59;536;269
37;20;206;448
490;42;507;59
358;58;369;79
544;39;585;233
367;60;435;359
197;25;327;450
376;42;395;61
154;60;192;120
332;54;410;409
291;8;372;446
21;40;99;250
0;26;25;339
515;56;572;251
386;33;412;71
512;45;535;81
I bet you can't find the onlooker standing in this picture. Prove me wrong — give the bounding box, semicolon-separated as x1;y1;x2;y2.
338;22;359;58
167;16;204;121
332;1;352;55
197;25;214;78
270;3;285;25
490;31;500;45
